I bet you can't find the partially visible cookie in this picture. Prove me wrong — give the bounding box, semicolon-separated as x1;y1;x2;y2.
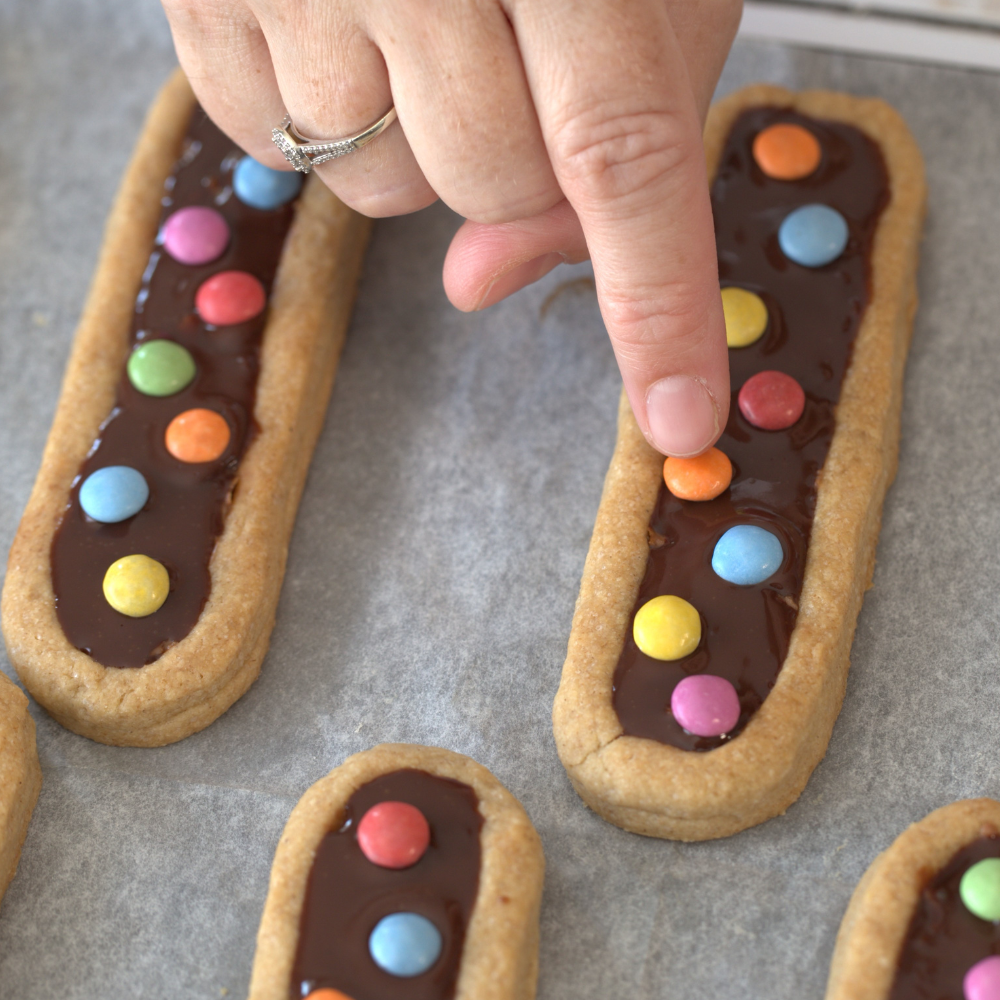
0;673;41;906
249;744;545;1000
827;799;1000;1000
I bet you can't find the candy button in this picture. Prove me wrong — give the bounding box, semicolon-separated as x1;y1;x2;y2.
722;287;768;348
369;912;442;977
671;674;740;738
233;155;303;210
127;340;196;397
752;123;822;180
738;370;805;431
633;595;701;661
961;859;1000;921
102;555;169;617
965;956;1000;1000
357;801;431;870
195;270;266;326
165;409;231;463
161;206;230;266
778;204;849;267
712;525;784;586
79;466;149;523
663;447;732;502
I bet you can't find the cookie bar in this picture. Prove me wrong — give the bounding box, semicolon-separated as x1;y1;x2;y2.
552;84;926;840
827;799;1000;1000
1;70;371;746
0;673;41;907
249;744;545;1000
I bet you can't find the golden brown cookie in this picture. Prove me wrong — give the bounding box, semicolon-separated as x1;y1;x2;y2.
1;69;371;747
0;673;41;907
552;84;927;841
827;799;1000;1000
249;743;545;1000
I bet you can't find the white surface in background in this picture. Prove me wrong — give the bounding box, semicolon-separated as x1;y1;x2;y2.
793;0;1000;28
741;0;1000;69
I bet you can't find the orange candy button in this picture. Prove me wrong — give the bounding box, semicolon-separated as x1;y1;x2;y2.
752;123;822;181
306;991;355;1000
165;408;231;463
663;447;733;502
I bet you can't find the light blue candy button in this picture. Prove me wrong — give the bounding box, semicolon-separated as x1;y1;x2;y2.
712;524;784;586
778;204;849;267
79;466;149;523
369;912;442;977
233;156;302;210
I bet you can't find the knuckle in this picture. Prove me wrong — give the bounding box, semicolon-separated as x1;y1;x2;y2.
550;102;698;207
602;282;712;355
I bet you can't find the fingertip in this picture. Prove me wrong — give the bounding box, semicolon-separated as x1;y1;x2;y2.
643;374;727;458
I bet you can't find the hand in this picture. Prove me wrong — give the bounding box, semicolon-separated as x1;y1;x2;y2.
162;0;743;456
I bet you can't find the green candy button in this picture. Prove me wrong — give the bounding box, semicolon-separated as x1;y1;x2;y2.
960;858;1000;921
127;340;196;397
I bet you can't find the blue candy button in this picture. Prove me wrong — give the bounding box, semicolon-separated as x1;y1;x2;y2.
369;912;442;977
778;204;849;267
712;525;784;586
233;156;302;210
79;466;149;524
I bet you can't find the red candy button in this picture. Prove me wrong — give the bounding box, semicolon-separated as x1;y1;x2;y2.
195;270;266;326
738;370;805;430
357;801;430;870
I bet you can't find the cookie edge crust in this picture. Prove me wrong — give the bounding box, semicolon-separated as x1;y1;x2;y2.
551;84;927;841
825;798;1000;1000
247;743;546;1000
0;673;42;908
1;69;372;747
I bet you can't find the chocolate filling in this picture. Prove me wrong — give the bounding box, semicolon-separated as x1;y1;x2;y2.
292;769;483;1000
612;108;890;750
50;109;298;668
889;833;1000;998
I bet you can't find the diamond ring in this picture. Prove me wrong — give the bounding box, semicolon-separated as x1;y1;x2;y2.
271;107;398;173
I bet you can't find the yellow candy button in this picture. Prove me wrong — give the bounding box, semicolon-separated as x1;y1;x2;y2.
102;554;170;617
722;287;768;348
633;595;701;661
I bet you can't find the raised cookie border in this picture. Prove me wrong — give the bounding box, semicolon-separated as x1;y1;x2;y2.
552;84;927;841
0;672;41;908
248;743;545;1000
1;70;371;746
826;798;1000;999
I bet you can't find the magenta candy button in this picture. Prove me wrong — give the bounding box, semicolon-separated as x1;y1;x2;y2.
966;957;1000;1000
671;674;741;737
738;370;806;431
357;801;431;870
162;206;230;265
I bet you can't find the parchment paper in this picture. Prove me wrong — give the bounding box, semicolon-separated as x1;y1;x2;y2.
2;3;999;997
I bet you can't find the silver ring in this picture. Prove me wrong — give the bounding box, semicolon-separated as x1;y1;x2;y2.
271;107;398;173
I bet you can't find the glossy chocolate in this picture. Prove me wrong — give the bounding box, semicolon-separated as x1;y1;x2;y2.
292;769;483;1000
51;110;298;667
613;108;889;750
889;833;1000;999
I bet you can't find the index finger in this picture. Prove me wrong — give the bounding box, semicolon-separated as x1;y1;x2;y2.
508;0;730;457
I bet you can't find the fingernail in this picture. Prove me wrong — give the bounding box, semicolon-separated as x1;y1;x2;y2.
474;252;565;310
645;376;720;457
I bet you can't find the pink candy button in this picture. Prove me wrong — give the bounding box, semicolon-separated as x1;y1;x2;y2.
966;956;1000;1000
195;270;266;326
671;674;741;737
161;206;230;266
357;801;431;870
738;370;806;431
